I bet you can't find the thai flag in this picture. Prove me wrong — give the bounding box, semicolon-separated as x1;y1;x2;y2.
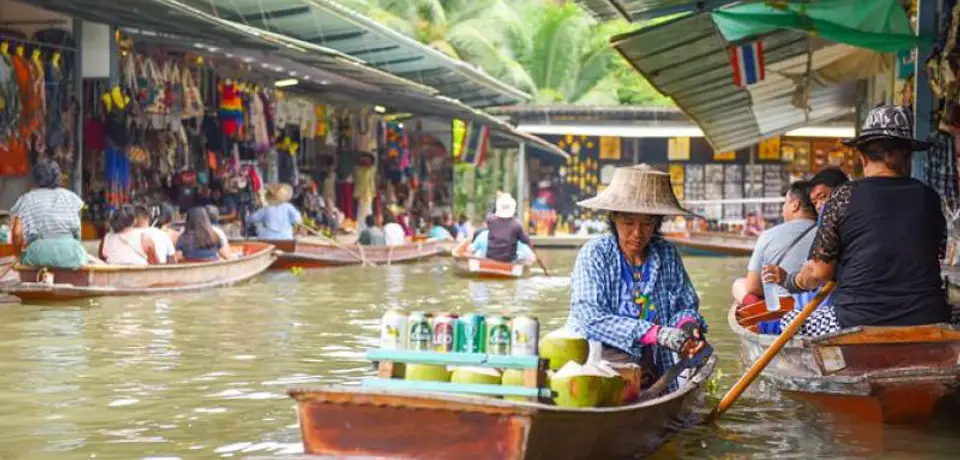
729;41;765;88
459;123;490;168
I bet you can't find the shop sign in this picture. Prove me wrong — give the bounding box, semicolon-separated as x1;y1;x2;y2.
758;137;781;161
667;137;690;161
713;151;736;161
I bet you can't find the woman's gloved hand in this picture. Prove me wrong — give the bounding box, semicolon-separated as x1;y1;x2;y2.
656;323;706;358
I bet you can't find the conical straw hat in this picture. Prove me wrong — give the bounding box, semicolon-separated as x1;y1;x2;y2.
577;164;688;216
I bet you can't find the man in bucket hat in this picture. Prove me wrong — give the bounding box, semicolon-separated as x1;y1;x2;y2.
483;193;533;263
764;106;950;336
565;164;709;393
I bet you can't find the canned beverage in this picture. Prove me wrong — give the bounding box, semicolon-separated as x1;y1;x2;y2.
432;313;459;352
510;316;540;356
486;315;512;355
408;311;432;351
380;309;408;350
457;313;486;353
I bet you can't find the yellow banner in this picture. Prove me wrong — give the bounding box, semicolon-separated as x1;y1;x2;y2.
667;137;690;161
713;150;736;161
758;137;781;161
599;136;622;160
451;119;466;158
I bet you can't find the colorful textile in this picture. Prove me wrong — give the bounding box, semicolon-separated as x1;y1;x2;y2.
459;122;491;167
219;82;244;137
728;41;765;88
566;234;704;392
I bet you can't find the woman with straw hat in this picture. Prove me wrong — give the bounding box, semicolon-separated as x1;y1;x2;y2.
566;164;708;392
248;183;303;240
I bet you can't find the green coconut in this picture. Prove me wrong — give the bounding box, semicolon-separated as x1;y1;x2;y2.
450;366;502;386
549;361;603;408
404;364;451;382
584;361;626;407
501;368;528;402
538;327;589;371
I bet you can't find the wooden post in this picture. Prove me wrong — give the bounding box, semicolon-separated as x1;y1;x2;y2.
912;0;936;181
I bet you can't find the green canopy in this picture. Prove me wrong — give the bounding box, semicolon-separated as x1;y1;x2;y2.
711;0;930;53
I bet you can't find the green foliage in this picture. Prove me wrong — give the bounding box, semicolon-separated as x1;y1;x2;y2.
348;0;674;106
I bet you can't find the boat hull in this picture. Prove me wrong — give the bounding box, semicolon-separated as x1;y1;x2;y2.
729;303;960;423
3;242;276;302
290;357;716;459
664;232;755;257
244;238;441;269
452;257;531;279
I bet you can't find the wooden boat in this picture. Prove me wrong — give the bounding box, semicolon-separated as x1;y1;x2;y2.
1;241;276;302
664;231;756;257
730;299;960;423
453;256;532;279
248;237;443;269
289;356;717;459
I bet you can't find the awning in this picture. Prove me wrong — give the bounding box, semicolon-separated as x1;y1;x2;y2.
175;0;530;108
574;0;740;22
611;13;861;153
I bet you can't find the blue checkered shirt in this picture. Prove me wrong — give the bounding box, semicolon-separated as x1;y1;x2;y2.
566;234;704;387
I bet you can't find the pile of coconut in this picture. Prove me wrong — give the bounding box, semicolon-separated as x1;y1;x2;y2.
402;327;642;408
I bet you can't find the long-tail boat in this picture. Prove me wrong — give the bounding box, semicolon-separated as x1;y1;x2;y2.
2;241;276;302
251;237;443;269
288;349;716;459
730;298;960;423
664;231;756;257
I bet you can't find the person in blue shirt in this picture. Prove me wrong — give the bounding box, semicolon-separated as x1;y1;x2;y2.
466;229;536;263
248;183;303;240
426;216;454;241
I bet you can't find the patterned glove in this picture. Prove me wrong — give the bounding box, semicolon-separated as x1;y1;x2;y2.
656;326;688;353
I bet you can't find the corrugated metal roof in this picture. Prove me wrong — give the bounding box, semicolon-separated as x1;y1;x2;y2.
575;0;740;22
175;0;530;107
610;13;858;153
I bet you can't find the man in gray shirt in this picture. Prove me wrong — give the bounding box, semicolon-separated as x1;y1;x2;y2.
732;181;818;305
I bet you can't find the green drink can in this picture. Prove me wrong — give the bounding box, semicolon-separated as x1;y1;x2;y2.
486;315;512;355
457;313;486;353
408;311;432;351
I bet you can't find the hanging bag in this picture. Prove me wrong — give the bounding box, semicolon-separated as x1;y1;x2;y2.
181;65;203;120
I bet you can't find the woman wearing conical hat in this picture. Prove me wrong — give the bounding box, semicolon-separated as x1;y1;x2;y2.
566;164;708;392
248;183;303;240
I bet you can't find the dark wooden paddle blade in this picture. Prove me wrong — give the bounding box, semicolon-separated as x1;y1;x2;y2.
707;282;836;422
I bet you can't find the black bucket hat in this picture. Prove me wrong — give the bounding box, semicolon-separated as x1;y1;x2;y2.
842;105;930;151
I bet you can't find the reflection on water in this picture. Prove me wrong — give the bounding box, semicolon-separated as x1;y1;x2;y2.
0;251;958;458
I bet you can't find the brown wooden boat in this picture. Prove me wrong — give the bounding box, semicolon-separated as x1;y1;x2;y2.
248;237;443;269
664;231;755;257
1;242;276;302
288;357;716;459
452;256;532;279
730;299;960;424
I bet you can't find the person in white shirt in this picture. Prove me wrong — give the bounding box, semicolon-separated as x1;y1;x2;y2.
383;212;406;246
135;205;175;264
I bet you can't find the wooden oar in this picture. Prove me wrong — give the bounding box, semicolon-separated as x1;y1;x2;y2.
707;281;836;422
300;225;375;267
530;248;551;276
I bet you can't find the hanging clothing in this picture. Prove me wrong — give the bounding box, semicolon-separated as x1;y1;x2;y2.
925;131;959;210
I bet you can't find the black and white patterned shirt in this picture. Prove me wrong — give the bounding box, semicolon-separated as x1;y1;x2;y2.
11;188;84;243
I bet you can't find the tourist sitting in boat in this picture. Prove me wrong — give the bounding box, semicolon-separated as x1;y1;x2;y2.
426;216;454;242
10;159;89;269
455;213;474;241
764;106;949;336
357;215;386;246
206;205;234;259
135;205;175;264
465;229;535;264
732;181;818;306
176;207;228;262
808;167;850;214
741;212;764;237
566;164;707;391
383;212;406;246
100;204;158;266
248;183;302;240
155;203;180;246
485;193;533;263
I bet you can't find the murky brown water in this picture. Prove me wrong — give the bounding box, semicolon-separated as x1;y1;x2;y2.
1;251;959;459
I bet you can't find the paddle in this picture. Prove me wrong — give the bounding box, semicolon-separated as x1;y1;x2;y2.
707;281;837;422
300;225;376;267
530;247;551;276
636;342;714;403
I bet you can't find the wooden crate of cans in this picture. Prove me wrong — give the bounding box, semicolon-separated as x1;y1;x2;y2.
365;310;549;401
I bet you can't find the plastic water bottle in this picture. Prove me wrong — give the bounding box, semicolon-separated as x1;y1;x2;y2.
763;283;781;311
